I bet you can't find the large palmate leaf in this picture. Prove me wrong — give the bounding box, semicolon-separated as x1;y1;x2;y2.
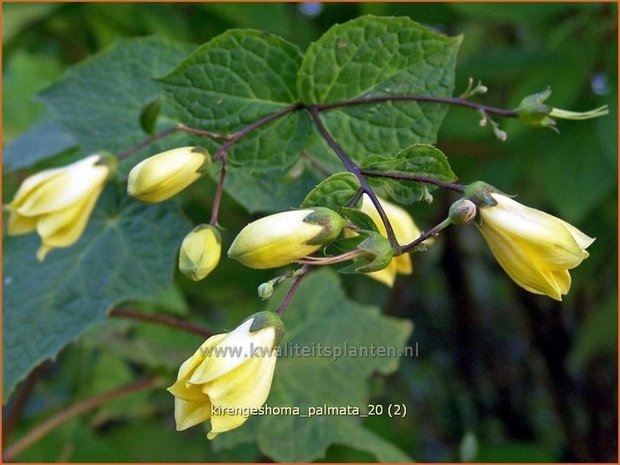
2;188;190;401
299;16;462;163
158;30;311;172
38;37;194;158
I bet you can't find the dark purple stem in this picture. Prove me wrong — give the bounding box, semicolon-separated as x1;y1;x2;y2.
316;94;518;118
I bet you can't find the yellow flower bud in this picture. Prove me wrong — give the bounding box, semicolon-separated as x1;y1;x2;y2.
6;154;114;261
168;311;283;439
227;207;346;269
359;195;423;287
178;225;221;281
477;193;595;300
127;146;211;203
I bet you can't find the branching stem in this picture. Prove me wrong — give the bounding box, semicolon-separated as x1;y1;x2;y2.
307;106;401;251
275;264;311;316
315;94;519;118
109;308;214;338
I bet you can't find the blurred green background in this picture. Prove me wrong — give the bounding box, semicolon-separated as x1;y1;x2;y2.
2;2;617;462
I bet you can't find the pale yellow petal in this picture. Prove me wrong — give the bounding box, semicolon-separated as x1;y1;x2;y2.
549;269;571;296
36;184;103;248
203;354;277;409
174;397;211;431
560;220;595;250
190;324;275;385
479;225;563;300
17;157;108;216
208;414;248;439
7;211;37;235
394;253;413;275
6;167;65;211
366;259;398;287
36;244;54;262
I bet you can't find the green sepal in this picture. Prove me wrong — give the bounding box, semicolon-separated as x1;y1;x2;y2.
246;311;285;347
304;207;347;246
464;181;501;208
338;231;393;274
339;207;379;233
191;146;213;174
95;151;118;180
139;95;163;135
516;87;555;129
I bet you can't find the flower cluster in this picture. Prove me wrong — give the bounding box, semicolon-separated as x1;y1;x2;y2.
5;91;598;442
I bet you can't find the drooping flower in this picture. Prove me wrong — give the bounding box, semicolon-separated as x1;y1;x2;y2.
359;194;422;287
6;154;115;261
127;146;211;203
178;225;221;281
168;311;283;439
228;207;346;269
473;186;594;300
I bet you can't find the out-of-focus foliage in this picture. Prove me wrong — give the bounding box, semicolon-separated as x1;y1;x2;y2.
3;2;617;462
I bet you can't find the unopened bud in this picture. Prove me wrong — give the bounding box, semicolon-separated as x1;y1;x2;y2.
128;146;211;203
179;224;221;281
449;199;478;225
258;282;274;300
228;208;347;269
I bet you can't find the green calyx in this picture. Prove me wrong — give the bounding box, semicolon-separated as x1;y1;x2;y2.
303;207;347;246
192;146;213;174
464;181;501;208
96;151;119;180
247;311;285;347
516;87;555;129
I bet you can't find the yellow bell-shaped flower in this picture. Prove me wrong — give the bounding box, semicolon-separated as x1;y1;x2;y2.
127;146;211;203
359;195;422;287
168;311;283;439
227;207;346;269
178;225;221;281
6;154;114;261
477;192;594;300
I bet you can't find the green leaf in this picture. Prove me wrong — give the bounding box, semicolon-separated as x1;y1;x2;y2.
362;144;457;203
158;29;311;172
300;172;361;210
213;269;412;462
38;36;194;155
222;164;324;213
568;296;617;370
2;187;190;401
139;95;163;135
3;120;77;173
332;419;412;462
299;16;462;163
3;51;63;142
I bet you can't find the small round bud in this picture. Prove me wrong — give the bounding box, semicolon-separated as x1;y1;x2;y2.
449;199;478;225
258;282;274;300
